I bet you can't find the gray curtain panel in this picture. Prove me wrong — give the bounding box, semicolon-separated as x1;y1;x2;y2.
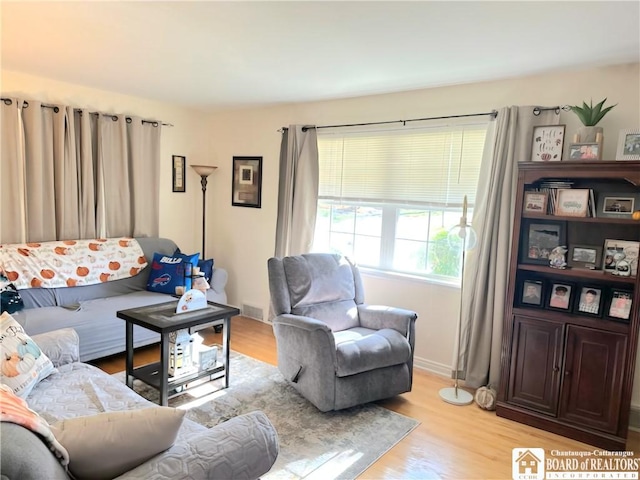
0;98;161;243
274;125;319;257
0;99;26;243
459;106;560;389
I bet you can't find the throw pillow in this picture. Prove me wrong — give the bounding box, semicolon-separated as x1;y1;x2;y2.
174;248;213;282
50;407;186;480
146;252;199;294
0;312;56;398
0;277;24;313
198;258;214;283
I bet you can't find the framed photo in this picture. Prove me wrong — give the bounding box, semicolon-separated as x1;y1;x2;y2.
520;219;566;265
232;156;262;208
574;286;603;317
568;244;602;270
546;282;573;311
602;239;639;276
615;128;640;161
555;189;590;217
605;289;633;321
568;142;601;160
519;279;544;307
172;155;186;193
596;194;636;217
523;191;548;214
531;125;565;162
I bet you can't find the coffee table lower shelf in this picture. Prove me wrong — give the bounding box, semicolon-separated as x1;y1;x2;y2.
131;361;226;400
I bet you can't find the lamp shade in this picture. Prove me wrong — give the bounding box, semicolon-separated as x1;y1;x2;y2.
190;164;218;177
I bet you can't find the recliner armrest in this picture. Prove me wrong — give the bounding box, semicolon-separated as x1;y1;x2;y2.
31;328;80;367
273;313;333;333
357;304;417;337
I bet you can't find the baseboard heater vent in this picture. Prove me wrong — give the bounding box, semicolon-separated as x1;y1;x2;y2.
241;303;264;321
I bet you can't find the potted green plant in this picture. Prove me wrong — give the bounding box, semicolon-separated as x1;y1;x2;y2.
570;98;616;143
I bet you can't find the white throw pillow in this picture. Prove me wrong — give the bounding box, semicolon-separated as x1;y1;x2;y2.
0;312;55;398
50;407;186;480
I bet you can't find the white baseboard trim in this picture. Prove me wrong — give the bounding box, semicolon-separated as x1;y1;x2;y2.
413;355;450;378
413;357;640;431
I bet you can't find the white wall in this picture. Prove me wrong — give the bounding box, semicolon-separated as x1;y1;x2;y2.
204;63;640;402
0;69;212;255
3;63;640;408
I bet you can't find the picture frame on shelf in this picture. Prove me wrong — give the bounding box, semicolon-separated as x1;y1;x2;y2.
555;189;590;217
605;289;633;322
530;125;565;162
232;156;263;208
602;239;639;276
567;244;602;270
518;278;544;308
615;128;640;161
520;219;567;265
568;142;601;160
596;193;637;218
546;282;573;311
523;191;548;214
574;285;603;317
172;155;186;193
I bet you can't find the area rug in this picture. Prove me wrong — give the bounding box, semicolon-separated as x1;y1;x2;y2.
114;352;419;480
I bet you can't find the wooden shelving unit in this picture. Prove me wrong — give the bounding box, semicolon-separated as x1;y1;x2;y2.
496;161;640;451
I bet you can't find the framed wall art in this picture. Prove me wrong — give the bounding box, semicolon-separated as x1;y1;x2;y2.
172;155;186;193
615;128;640;160
520;219;566;265
232;156;262;208
530;125;565;162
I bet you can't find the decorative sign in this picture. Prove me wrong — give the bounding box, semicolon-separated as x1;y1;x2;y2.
175;288;207;313
531;125;565;162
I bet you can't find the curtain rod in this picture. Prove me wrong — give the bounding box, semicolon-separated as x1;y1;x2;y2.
533;105;571;116
1;98;173;127
278;110;498;132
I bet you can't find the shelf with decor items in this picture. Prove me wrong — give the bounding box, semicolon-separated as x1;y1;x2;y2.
496;160;640;451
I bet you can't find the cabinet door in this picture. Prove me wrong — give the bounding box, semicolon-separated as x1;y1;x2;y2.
559;326;627;434
507;316;564;415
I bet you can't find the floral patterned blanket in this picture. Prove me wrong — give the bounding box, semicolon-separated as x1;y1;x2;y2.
0;237;148;289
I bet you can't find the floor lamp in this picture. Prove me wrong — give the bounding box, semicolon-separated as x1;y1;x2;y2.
190;165;217;258
439;195;477;406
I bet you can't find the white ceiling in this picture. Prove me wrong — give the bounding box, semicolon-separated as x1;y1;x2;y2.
2;1;639;112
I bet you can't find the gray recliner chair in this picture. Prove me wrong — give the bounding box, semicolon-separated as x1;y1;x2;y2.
267;253;418;412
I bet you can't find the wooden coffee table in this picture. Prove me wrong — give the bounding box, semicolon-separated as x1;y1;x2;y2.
117;300;240;406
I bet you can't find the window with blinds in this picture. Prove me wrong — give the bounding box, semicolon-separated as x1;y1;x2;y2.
312;123;488;281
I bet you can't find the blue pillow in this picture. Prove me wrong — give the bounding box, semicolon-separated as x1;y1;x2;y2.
146;252;199;294
173;248;213;285
171;251;200;290
198;258;214;283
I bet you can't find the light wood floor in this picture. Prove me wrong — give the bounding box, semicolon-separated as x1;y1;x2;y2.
91;316;640;480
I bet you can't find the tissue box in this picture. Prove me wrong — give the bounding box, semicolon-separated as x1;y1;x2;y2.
198;345;218;371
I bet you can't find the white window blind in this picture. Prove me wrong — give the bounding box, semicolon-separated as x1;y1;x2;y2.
318;124;487;208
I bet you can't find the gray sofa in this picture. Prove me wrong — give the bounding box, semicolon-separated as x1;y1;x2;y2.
0;328;279;479
12;237;228;362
